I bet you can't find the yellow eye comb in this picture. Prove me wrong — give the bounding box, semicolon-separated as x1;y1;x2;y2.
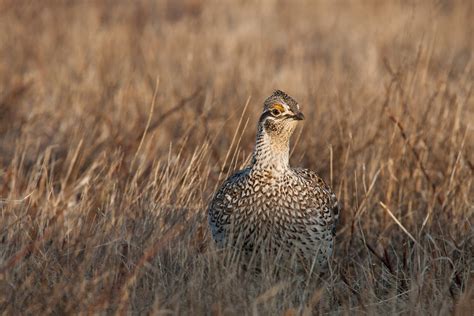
271;104;285;112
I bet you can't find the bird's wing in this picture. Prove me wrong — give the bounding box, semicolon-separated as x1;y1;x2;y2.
293;168;340;237
207;169;249;246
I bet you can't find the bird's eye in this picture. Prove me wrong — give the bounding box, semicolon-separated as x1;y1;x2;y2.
271;109;281;116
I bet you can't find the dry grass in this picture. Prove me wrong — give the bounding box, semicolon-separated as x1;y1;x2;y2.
0;0;473;314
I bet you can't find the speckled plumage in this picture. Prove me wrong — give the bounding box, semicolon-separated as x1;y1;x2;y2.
208;90;340;270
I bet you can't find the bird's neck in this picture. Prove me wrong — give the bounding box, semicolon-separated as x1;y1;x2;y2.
250;127;290;174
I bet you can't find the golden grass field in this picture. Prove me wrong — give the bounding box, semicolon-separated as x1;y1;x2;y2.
0;0;473;314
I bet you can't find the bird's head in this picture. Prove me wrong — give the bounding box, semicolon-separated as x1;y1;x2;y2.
258;90;304;140
251;90;304;170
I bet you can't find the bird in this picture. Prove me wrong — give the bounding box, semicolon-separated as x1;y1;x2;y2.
208;90;340;272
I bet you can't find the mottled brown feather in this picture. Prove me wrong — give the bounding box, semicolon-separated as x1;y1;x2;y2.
208;91;340;270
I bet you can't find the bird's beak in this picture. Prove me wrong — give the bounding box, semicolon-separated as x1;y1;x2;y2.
293;111;305;121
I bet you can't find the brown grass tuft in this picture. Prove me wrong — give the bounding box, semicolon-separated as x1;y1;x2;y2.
0;1;473;314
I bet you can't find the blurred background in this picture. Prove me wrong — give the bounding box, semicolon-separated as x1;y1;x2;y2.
1;0;472;168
